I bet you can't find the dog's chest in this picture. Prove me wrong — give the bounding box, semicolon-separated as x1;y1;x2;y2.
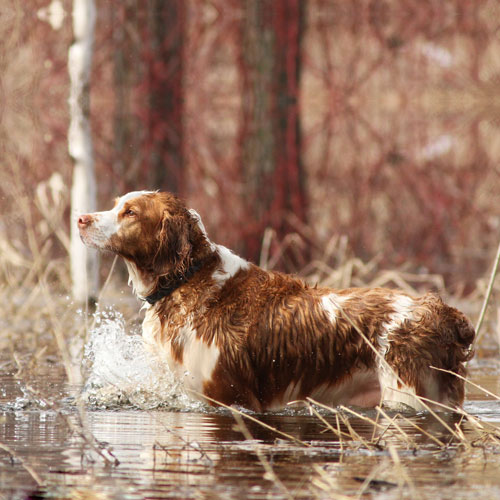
142;310;220;395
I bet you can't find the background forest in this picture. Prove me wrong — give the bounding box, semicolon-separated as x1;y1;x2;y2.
2;3;500;498
1;0;500;333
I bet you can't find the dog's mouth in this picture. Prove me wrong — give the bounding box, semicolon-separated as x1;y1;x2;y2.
79;228;109;251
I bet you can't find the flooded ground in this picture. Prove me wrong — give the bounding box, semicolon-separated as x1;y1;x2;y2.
1;354;500;500
2;2;500;498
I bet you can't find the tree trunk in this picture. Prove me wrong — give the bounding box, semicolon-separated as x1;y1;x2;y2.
240;0;307;269
68;0;98;303
110;0;185;194
146;0;185;193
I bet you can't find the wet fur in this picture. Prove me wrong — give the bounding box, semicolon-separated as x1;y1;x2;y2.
78;191;475;412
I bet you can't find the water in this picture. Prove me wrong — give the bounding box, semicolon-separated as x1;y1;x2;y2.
81;308;199;411
1;313;500;499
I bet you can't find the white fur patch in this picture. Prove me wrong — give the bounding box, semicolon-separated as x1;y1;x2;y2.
79;210;118;249
182;329;220;393
378;294;415;360
188;208;216;252
320;293;350;324
142;309;163;347
377;294;422;408
124;259;153;300
81;190;155;249
93;211;119;240
379;372;425;411
142;313;220;396
380;372;442;411
170;322;220;394
212;245;250;285
113;190;155;214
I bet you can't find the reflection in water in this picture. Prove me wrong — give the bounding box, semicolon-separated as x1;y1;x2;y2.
0;363;500;499
1;1;500;498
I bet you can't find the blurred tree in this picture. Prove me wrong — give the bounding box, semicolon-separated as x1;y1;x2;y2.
111;0;185;194
239;0;308;269
145;0;185;192
69;0;99;303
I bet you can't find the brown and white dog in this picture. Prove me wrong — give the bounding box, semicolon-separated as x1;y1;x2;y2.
78;190;475;412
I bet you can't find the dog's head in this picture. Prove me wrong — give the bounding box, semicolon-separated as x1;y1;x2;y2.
78;191;211;277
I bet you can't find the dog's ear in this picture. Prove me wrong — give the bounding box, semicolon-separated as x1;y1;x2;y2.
153;211;191;276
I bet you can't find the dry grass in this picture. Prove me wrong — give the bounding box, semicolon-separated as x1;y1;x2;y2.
187;379;500;499
1;170;499;371
187;274;500;497
1;175;500;498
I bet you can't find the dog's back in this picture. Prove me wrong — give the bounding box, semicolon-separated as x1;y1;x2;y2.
78;191;475;412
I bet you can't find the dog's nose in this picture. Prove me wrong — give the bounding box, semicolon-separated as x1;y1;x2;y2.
78;214;93;228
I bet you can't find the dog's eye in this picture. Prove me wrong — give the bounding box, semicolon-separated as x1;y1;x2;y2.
124;209;136;217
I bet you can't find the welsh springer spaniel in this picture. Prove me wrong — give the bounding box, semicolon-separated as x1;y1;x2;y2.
78;191;475;412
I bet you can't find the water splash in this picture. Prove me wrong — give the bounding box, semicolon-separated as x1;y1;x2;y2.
82;308;205;411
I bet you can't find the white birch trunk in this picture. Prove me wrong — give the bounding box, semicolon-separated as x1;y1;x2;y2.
68;0;98;303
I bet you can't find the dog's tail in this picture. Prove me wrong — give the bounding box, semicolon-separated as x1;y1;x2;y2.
440;302;475;365
381;294;475;410
433;301;475;407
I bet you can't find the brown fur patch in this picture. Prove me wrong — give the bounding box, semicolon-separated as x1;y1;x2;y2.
80;191;476;411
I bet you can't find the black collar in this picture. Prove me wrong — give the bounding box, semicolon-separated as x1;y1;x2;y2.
144;261;203;306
